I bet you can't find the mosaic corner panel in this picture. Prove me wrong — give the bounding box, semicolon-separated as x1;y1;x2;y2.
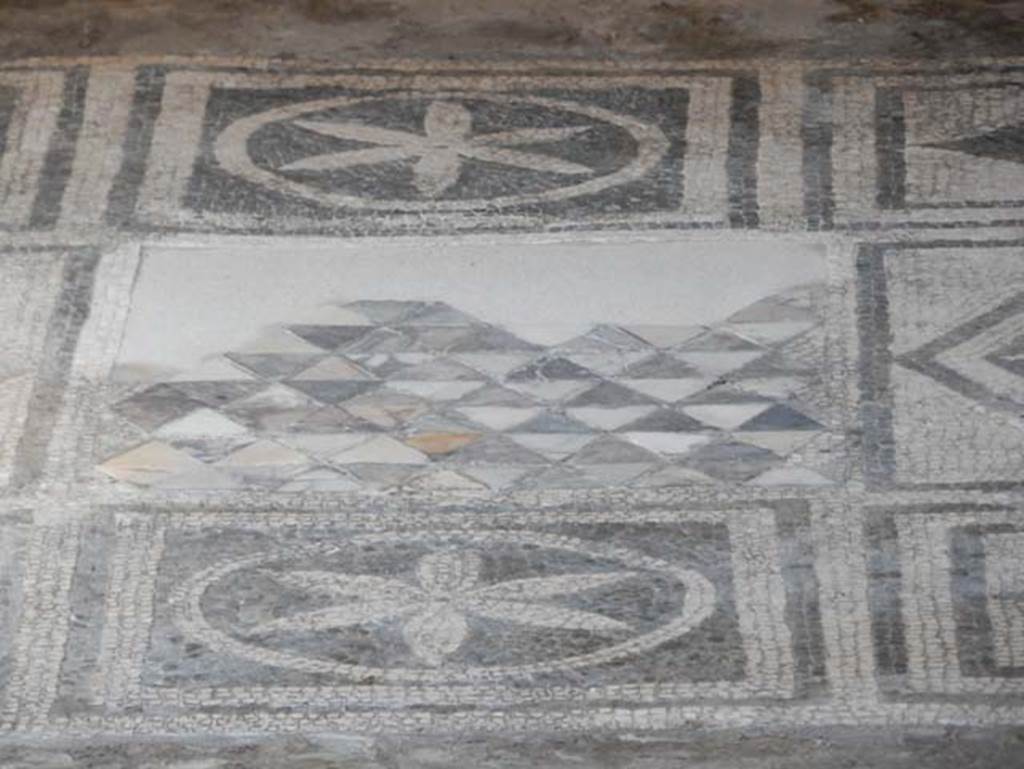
865;504;1024;702
12;502;826;732
805;62;1024;229
856;238;1024;490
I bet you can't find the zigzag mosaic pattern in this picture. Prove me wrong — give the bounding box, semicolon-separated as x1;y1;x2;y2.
100;288;835;491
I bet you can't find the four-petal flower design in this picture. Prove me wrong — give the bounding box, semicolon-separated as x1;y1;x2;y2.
251;549;635;666
281;100;594;198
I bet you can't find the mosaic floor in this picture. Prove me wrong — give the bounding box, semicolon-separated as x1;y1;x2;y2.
2;55;1024;764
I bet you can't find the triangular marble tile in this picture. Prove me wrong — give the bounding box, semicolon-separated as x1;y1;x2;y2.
112;384;206;432
621;325;704;348
154;408;249;440
225;352;324;380
168;356;258;382
505;380;591;402
507;356;597;381
578;463;655;486
385;380;484;401
631;464;718;487
346;326;474;355
616;408;707;432
555;324;653;353
738;403;823;431
287;405;383;434
747;466;834;487
675;329;763;352
684;440;781;482
620;352;701;378
459;465;531;491
567;406;659;431
235;327;325;354
277;467;363;492
727;286;818;323
167;381;265;409
514;411;593;433
455;406;542;431
723;321;815;346
455;384;537;408
569;435;661;465
400;302;484;327
344;463;420;490
331;435;429;465
277;432;372;458
730;376;805;400
341;299;425;324
447;434;548;465
682;402;773;431
619;432;710;456
285;379;381;405
447;327;543;354
560;351;651;377
386;357;485;381
97;441;205;486
150;465;245;490
507;432;594;460
287;324;376;352
227;383;318;412
215;439;311;468
617;378;711;403
343;391;430;429
565;381;659;407
403;432;483;456
673;351;765;377
732;430;818;455
450;353;534;379
403;469;487;491
404;413;481;434
290;356;375;382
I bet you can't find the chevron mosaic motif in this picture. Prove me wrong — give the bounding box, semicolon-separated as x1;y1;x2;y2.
99;288;835;491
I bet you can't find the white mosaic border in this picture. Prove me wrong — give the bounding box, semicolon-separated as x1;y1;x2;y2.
0;251;64;491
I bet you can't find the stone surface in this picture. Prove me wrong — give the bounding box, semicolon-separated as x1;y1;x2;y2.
1;50;1024;767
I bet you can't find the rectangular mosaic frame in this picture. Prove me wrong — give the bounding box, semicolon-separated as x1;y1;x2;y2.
856;237;1024;491
804;64;1024;230
3;503;825;733
865;504;1024;702
122;65;759;235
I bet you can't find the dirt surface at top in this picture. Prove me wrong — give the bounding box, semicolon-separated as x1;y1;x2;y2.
1;0;1023;63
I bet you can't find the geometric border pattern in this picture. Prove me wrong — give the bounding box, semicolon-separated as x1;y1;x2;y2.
865;505;1024;701
804;64;1024;231
856;238;1024;491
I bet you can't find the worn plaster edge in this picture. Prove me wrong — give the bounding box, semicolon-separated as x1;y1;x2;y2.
1;54;1024;73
